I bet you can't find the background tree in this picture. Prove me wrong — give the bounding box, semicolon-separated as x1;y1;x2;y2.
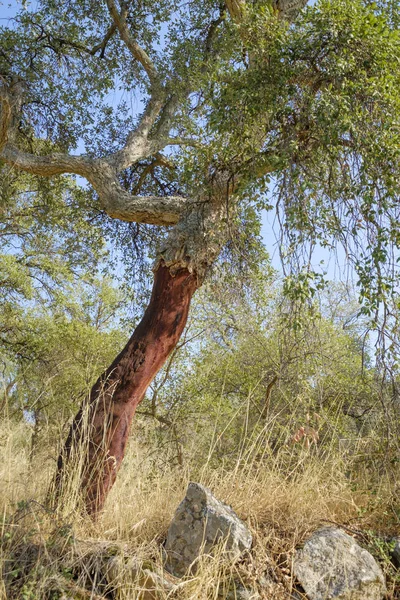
0;165;128;460
1;0;400;516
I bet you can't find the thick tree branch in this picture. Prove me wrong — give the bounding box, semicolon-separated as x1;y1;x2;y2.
98;173;186;225
1;143;94;178
0;73;187;226
99;4;227;171
109;94;165;171
101;192;186;225
1;143;186;225
0;87;11;152
105;0;161;88
102;1;173;171
109;93;203;171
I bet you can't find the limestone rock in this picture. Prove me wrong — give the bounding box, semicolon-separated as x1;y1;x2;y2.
293;527;386;600
225;584;260;599
164;482;252;577
106;556;176;599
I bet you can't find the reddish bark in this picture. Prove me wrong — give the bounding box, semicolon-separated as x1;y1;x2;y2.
56;261;198;516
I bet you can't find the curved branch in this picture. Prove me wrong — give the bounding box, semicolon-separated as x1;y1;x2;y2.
0;20;189;226
98;3;227;170
25;20;118;59
109;94;165;171
100;188;186;225
90;22;118;57
94;159;186;224
130;152;174;195
105;0;161;88
1;144;94;178
1;143;186;225
102;0;170;171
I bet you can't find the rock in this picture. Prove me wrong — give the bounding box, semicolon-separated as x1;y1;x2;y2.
224;583;260;599
106;556;176;599
293;527;386;600
164;482;252;577
391;538;400;569
132;569;175;600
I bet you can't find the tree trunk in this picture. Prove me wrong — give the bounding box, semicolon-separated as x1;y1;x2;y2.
55;261;198;516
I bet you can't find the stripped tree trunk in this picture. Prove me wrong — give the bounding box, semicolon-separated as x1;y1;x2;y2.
55;261;198;516
53;180;228;517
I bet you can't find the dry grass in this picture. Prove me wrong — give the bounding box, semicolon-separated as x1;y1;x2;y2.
0;415;399;599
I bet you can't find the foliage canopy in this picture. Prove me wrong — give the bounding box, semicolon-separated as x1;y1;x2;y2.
1;0;400;360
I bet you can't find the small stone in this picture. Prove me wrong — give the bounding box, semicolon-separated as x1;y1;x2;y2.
164;482;252;577
293;527;386;600
106;557;176;599
225;584;260;600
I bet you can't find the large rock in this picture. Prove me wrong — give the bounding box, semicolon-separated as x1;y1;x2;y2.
164;482;252;577
293;527;386;600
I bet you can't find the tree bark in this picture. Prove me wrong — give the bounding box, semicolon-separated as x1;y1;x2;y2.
55;261;198;516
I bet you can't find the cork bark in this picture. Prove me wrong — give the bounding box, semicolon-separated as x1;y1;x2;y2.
55;262;198;516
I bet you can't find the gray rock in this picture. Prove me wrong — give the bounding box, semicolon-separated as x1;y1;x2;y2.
164;482;252;577
224;584;260;599
106;556;176;599
293;527;386;600
391;538;400;569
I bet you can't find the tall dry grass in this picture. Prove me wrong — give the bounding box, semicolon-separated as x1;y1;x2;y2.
0;405;399;599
